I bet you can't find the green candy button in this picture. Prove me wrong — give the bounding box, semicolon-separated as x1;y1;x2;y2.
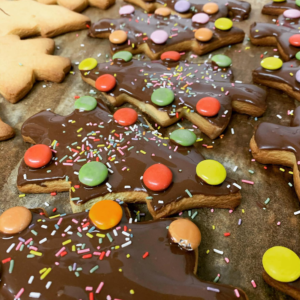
74;96;97;111
170;129;197;146
112;51;133;62
151;88;174;106
296;0;300;7
78;162;108;187
211;54;232;67
296;51;300;60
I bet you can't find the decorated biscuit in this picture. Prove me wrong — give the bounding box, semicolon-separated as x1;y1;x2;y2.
0;118;14;141
80;51;267;139
0;202;248;299
88;7;245;60
17;98;242;219
262;0;300;16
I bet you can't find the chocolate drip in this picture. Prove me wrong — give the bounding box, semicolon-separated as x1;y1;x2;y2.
263;0;299;15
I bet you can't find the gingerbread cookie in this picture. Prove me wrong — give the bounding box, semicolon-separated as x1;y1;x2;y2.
88;6;245;60
0;118;14;141
253;57;300;102
123;0;251;20
262;246;300;299
0;35;71;104
250;106;300;201
0;0;90;38
17;98;242;219
250;10;300;61
0;202;248;299
80;52;267;139
262;0;300;16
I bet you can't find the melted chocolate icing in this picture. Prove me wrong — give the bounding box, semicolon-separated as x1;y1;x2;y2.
262;0;299;15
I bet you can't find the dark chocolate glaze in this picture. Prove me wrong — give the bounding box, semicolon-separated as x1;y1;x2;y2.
89;10;245;56
262;0;299;15
17;101;240;213
0;207;248;299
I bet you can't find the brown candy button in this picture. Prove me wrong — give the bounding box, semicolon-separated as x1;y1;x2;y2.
0;206;32;235
169;219;201;250
202;2;219;14
109;30;128;44
194;28;213;42
155;7;172;17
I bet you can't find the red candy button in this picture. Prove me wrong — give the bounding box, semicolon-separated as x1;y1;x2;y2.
95;74;116;92
114;108;138;126
24;144;52;168
161;51;181;62
143;164;173;191
196;97;221;117
289;34;300;47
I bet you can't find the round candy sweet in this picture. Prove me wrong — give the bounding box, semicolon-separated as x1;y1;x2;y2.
78;161;108;187
155;7;172;17
169;219;201;250
95;74;116;92
202;2;219;14
24;144;52;169
297;0;300;7
161;51;181;61
89;200;123;230
211;54;232;67
170;129;197;146
196;160;226;185
119;4;135;15
192;12;210;24
151;88;174;106
273;0;286;2
0;207;32;235
296;51;300;60
78;58;97;71
262;246;300;282
143;164;173;191
112;51;133;62
289;34;300;47
196;97;221;116
296;70;300;83
113;108;138;126
174;0;191;13
283;9;300;18
150;30;169;44
74;96;97;111
215;18;233;30
261;57;283;70
109;30;128;44
194;28;213;42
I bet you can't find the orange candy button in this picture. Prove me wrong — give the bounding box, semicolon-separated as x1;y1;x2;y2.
95;74;116;92
202;2;219;14
194;28;213;42
114;108;138;126
143;163;173;191
24;144;52;169
109;30;128;44
161;51;181;61
89;200;123;230
196;97;221;116
155;7;172;16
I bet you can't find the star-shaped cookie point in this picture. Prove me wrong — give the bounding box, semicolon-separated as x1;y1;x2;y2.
262;0;300;16
0;118;14;141
250;106;300;201
17;98;242;219
0;203;248;300
0;35;71;103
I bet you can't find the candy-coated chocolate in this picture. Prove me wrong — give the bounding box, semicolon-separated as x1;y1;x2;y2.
192;13;210;24
143;163;173;191
89;200;123;230
169;219;201;250
211;54;232;67
24;144;52;169
194;28;213;42
283;9;300;18
260;57;283;70
202;2;219;14
161;51;181;61
263;246;300;282
119;5;135;15
150;30;169;44
296;70;300;83
109;30;128;44
74;96;97;111
95;74;116;92
170;129;197;146
296;51;300;60
151;88;174;106
78;58;98;71
112;51;133;62
215;18;233;30
0;207;32;235
174;0;191;13
273;0;286;2
113;108;138;126
196;160;226;185
196;97;221;116
155;7;172;17
289;34;300;47
78;161;108;187
297;0;300;7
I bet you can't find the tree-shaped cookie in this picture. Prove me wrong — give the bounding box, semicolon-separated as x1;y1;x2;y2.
0;0;90;38
0;203;248;299
80;51;267;139
0;35;71;103
250;106;300;200
250;10;300;61
0;118;14;141
88;6;245;60
17;97;242;219
262;0;300;16
123;0;251;20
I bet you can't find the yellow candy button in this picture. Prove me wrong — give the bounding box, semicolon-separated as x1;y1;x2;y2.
214;18;233;31
263;246;300;282
261;57;283;70
273;0;285;2
196;160;226;185
79;58;98;71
